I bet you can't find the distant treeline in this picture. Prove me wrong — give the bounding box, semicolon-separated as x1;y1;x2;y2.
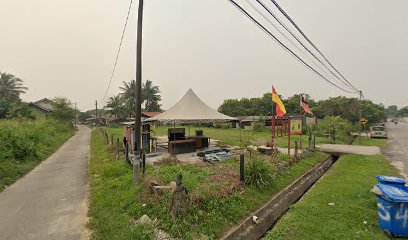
218;93;387;125
387;105;408;117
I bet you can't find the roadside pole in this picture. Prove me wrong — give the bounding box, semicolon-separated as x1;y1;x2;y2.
95;100;98;126
359;90;363;137
74;102;77;127
133;0;144;184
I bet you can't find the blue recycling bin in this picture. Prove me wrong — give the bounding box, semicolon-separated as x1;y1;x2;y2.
376;175;406;185
375;183;408;237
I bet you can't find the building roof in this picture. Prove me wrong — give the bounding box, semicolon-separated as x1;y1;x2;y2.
141;112;162;117
29;98;54;112
145;89;236;123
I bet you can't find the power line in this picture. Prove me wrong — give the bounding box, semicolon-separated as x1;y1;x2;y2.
227;0;358;93
253;0;354;91
101;0;134;103
244;0;334;81
269;0;360;92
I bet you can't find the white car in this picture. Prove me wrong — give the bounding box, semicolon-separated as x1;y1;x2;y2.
370;125;387;138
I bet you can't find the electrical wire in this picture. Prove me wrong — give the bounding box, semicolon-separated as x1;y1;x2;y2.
270;0;360;92
227;0;358;93
101;0;133;103
244;0;334;81
254;0;354;91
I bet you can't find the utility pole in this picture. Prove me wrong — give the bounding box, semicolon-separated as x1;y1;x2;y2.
358;91;363;136
95;100;98;126
133;0;144;184
74;102;77;127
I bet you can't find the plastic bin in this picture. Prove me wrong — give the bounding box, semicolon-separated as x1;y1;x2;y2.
376;175;406;185
375;183;408;237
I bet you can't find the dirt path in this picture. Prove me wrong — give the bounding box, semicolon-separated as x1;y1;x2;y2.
0;125;91;240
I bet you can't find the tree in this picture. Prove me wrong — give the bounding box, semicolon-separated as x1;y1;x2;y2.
0;72;27;101
120;79;163;116
105;95;125;122
313;97;386;125
51;97;76;123
143;80;162;112
317;116;354;143
0;72;32;119
387;105;398;116
397;107;408;117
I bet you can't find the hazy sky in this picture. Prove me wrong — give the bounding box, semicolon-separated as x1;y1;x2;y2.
1;0;407;111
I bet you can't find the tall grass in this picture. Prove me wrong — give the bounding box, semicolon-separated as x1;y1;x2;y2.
0;119;74;191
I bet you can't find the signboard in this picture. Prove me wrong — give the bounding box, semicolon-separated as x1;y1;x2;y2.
290;117;303;135
360;118;368;125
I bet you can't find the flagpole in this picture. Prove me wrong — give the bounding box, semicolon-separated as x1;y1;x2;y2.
271;86;275;155
300;95;303;150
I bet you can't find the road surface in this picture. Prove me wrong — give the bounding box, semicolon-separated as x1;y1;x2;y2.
382;122;408;177
0;126;91;240
316;144;381;155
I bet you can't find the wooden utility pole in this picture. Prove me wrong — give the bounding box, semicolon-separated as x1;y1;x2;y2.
133;0;144;184
74;102;77;127
358;91;363;137
95;100;98;126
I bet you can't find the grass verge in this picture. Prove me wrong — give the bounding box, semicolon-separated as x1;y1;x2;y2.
89;128;329;239
105;126;332;149
263;154;398;240
353;137;388;147
0;119;75;191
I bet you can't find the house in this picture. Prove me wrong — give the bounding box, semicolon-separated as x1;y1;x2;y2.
238;116;273;130
141;112;161;118
28;98;54;119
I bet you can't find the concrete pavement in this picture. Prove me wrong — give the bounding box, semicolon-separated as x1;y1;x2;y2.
382;122;408;178
0;125;91;240
316;144;381;155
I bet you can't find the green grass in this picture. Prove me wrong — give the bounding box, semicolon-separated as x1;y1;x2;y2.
0;119;75;191
353;137;388;147
105;126;332;149
263;154;399;240
88;128;329;239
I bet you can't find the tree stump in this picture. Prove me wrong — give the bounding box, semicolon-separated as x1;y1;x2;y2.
169;173;188;218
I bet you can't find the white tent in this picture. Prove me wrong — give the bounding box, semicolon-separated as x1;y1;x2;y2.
144;89;236;123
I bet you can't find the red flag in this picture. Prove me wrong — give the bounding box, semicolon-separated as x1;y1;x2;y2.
300;96;313;115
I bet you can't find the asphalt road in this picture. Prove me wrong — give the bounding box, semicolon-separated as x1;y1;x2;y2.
0;126;91;240
382;122;408;177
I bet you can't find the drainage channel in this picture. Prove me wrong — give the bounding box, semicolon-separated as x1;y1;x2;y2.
221;154;340;240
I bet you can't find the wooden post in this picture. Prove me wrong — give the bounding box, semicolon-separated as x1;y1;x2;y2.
313;134;316;149
125;142;129;163
142;154;146;175
294;141;298;162
288;118;291;156
240;154;245;184
117;138;120;157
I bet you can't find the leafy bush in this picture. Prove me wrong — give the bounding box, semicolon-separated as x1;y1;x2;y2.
316;116;356;143
0;119;74;190
245;154;276;188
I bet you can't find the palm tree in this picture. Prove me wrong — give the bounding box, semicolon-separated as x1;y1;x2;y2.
0;72;27;101
143;80;162;111
105;95;125;122
120;79;163;114
120;80;140;117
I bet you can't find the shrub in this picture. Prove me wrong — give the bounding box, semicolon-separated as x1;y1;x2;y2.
0;119;74;190
316;116;356;143
245;154;276;188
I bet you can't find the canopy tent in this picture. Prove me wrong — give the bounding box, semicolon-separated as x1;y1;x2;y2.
144;89;236;123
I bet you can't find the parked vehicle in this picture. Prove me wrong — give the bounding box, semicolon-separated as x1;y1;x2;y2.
370;125;387;138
